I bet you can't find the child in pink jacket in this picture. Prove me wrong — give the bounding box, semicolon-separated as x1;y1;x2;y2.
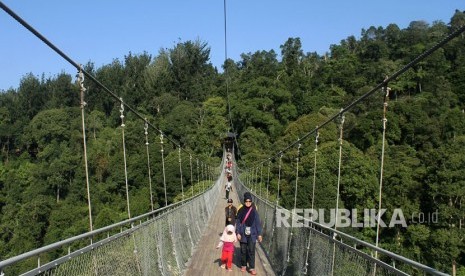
216;224;237;271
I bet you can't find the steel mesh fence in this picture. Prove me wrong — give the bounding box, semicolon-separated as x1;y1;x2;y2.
15;172;222;276
233;171;429;276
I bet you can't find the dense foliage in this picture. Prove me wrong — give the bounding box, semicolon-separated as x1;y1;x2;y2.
1;11;464;274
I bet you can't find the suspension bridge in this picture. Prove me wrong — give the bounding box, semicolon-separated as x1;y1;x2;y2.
0;150;453;276
1;2;464;275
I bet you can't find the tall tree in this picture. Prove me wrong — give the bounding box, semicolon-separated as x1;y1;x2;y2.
169;40;216;102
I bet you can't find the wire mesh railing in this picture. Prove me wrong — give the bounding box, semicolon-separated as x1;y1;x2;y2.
0;166;222;276
233;169;448;276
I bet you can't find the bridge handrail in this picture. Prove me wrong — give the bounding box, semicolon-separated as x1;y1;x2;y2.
0;189;211;271
235;169;449;276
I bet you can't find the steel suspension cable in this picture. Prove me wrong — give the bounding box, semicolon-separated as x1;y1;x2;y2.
201;162;205;192
311;129;319;212
249;169;252;189
250;168;254;191
144;119;154;211
120;98;131;219
253;167;256;192
222;0;242;160
77;68;93;233
223;0;233;133
254;167;259;192
178;146;184;201
209;166;213;184
266;160;271;200
374;86;391;267
252;168;255;191
277;153;283;206
267;164;278;253
293;142;302;212
250;169;253;188
283;142;302;276
331;112;345;276
259;163;263;197
160;133;167;206
209;166;212;188
181;153;194;254
196;158;200;188
189;154;194;197
304;130;320;274
262;162;269;231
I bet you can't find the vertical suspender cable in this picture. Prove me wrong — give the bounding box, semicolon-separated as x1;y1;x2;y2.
249;169;252;188
160;133;168;206
207;165;210;187
120;98;131;219
374;85;391;274
267;160;271;200
334;112;345;231
144;119;154;211
178;146;184;201
209;165;212;187
331;111;345;276
223;0;228;65
257;166;260;192
277;153;283;206
209;165;211;188
201;162;205;192
223;0;233;133
223;0;241;158
190;154;194;197
283;142;301;276
254;167;258;192
311;129;319;213
254;167;257;192
196;158;200;189
260;163;263;197
293;142;302;212
304;130;319;274
77;68;93;233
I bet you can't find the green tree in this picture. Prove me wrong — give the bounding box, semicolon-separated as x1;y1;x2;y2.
169;40;216;102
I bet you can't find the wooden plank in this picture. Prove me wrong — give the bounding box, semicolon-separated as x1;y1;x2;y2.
184;186;275;276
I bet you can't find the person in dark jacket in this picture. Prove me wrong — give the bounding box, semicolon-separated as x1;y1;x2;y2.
236;192;262;275
225;198;237;226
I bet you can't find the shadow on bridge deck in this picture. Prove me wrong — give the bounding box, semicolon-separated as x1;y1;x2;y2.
184;182;275;276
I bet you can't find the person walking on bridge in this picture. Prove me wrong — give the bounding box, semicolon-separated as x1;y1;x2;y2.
224;173;233;200
225;198;237;226
236;192;262;275
216;224;237;271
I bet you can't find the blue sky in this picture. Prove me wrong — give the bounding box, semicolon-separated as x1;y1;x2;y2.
0;0;463;90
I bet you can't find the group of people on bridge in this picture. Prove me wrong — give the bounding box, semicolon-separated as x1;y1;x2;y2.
216;151;263;274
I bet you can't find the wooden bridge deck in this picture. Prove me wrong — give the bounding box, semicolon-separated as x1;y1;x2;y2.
184;186;275;276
